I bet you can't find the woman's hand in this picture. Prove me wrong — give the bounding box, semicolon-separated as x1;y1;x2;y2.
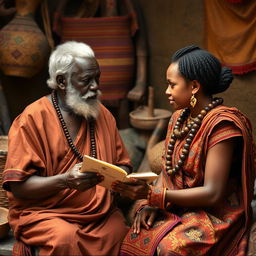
65;163;104;191
133;206;158;234
111;179;150;200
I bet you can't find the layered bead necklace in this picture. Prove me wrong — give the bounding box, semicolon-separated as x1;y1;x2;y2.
166;97;223;176
51;90;97;161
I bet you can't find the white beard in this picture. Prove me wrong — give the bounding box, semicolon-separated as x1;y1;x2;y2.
65;82;101;119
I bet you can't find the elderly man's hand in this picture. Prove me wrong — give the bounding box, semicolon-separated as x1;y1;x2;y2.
64;163;104;191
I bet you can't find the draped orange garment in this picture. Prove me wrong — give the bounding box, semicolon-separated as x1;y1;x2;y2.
3;96;131;256
121;106;255;256
204;0;256;74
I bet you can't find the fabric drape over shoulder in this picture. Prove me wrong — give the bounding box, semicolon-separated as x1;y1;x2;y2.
161;106;255;255
204;0;256;74
3;96;131;256
121;106;255;256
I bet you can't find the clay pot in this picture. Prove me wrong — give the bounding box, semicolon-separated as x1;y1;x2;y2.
0;0;50;77
147;140;165;175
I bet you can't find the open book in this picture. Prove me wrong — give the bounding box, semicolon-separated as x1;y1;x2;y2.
80;155;158;189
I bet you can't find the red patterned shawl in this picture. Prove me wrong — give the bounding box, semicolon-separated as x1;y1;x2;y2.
122;106;255;256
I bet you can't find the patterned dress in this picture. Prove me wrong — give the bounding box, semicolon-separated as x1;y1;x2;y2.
121;106;255;256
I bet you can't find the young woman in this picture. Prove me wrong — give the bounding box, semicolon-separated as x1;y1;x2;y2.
112;46;255;255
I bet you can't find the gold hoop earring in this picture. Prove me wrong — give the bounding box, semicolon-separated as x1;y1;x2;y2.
190;94;197;108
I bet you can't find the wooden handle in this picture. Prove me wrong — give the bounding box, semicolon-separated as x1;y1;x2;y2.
148;86;154;117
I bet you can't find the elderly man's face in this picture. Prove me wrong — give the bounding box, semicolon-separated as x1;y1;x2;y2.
71;57;101;100
65;57;102;119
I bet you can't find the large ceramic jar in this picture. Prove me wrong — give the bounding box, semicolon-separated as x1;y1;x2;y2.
0;0;50;77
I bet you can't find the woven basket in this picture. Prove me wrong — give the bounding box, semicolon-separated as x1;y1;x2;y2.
0;136;8;208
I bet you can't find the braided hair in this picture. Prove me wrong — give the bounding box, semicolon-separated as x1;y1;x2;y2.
171;46;233;95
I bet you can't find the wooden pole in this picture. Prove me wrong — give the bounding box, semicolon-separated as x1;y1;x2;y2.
147;86;154;117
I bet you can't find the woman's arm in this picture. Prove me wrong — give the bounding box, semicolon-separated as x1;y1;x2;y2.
165;137;237;207
112;137;238;208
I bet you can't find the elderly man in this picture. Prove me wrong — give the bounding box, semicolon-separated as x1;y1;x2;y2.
3;41;131;256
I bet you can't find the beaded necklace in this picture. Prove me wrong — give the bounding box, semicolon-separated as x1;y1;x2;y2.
166;97;223;176
51;90;97;161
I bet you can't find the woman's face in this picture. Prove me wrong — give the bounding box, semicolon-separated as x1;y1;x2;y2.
165;62;192;110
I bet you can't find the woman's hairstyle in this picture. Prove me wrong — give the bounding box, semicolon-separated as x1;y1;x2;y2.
47;41;95;89
171;45;233;95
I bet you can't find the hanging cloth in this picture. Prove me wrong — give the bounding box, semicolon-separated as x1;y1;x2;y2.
53;0;139;101
204;0;256;74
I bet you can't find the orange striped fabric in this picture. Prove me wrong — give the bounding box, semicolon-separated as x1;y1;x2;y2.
208;120;242;149
60;15;135;100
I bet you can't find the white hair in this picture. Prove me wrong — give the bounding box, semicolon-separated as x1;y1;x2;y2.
47;41;95;89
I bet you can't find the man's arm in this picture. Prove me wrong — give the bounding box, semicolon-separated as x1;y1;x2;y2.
9;164;103;200
9;173;68;200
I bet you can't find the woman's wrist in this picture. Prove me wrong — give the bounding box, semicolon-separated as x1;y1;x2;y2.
147;186;167;209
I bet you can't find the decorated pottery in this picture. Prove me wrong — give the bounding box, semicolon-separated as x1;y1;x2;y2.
0;0;50;77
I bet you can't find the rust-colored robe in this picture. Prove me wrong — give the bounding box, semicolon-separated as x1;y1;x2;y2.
3;96;131;256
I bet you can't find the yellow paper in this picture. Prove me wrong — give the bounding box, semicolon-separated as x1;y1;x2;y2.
80;155;158;189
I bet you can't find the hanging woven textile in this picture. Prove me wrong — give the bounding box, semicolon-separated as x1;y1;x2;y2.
53;0;138;101
204;0;256;74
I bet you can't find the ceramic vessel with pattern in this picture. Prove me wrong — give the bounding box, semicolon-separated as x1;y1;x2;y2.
0;0;50;77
